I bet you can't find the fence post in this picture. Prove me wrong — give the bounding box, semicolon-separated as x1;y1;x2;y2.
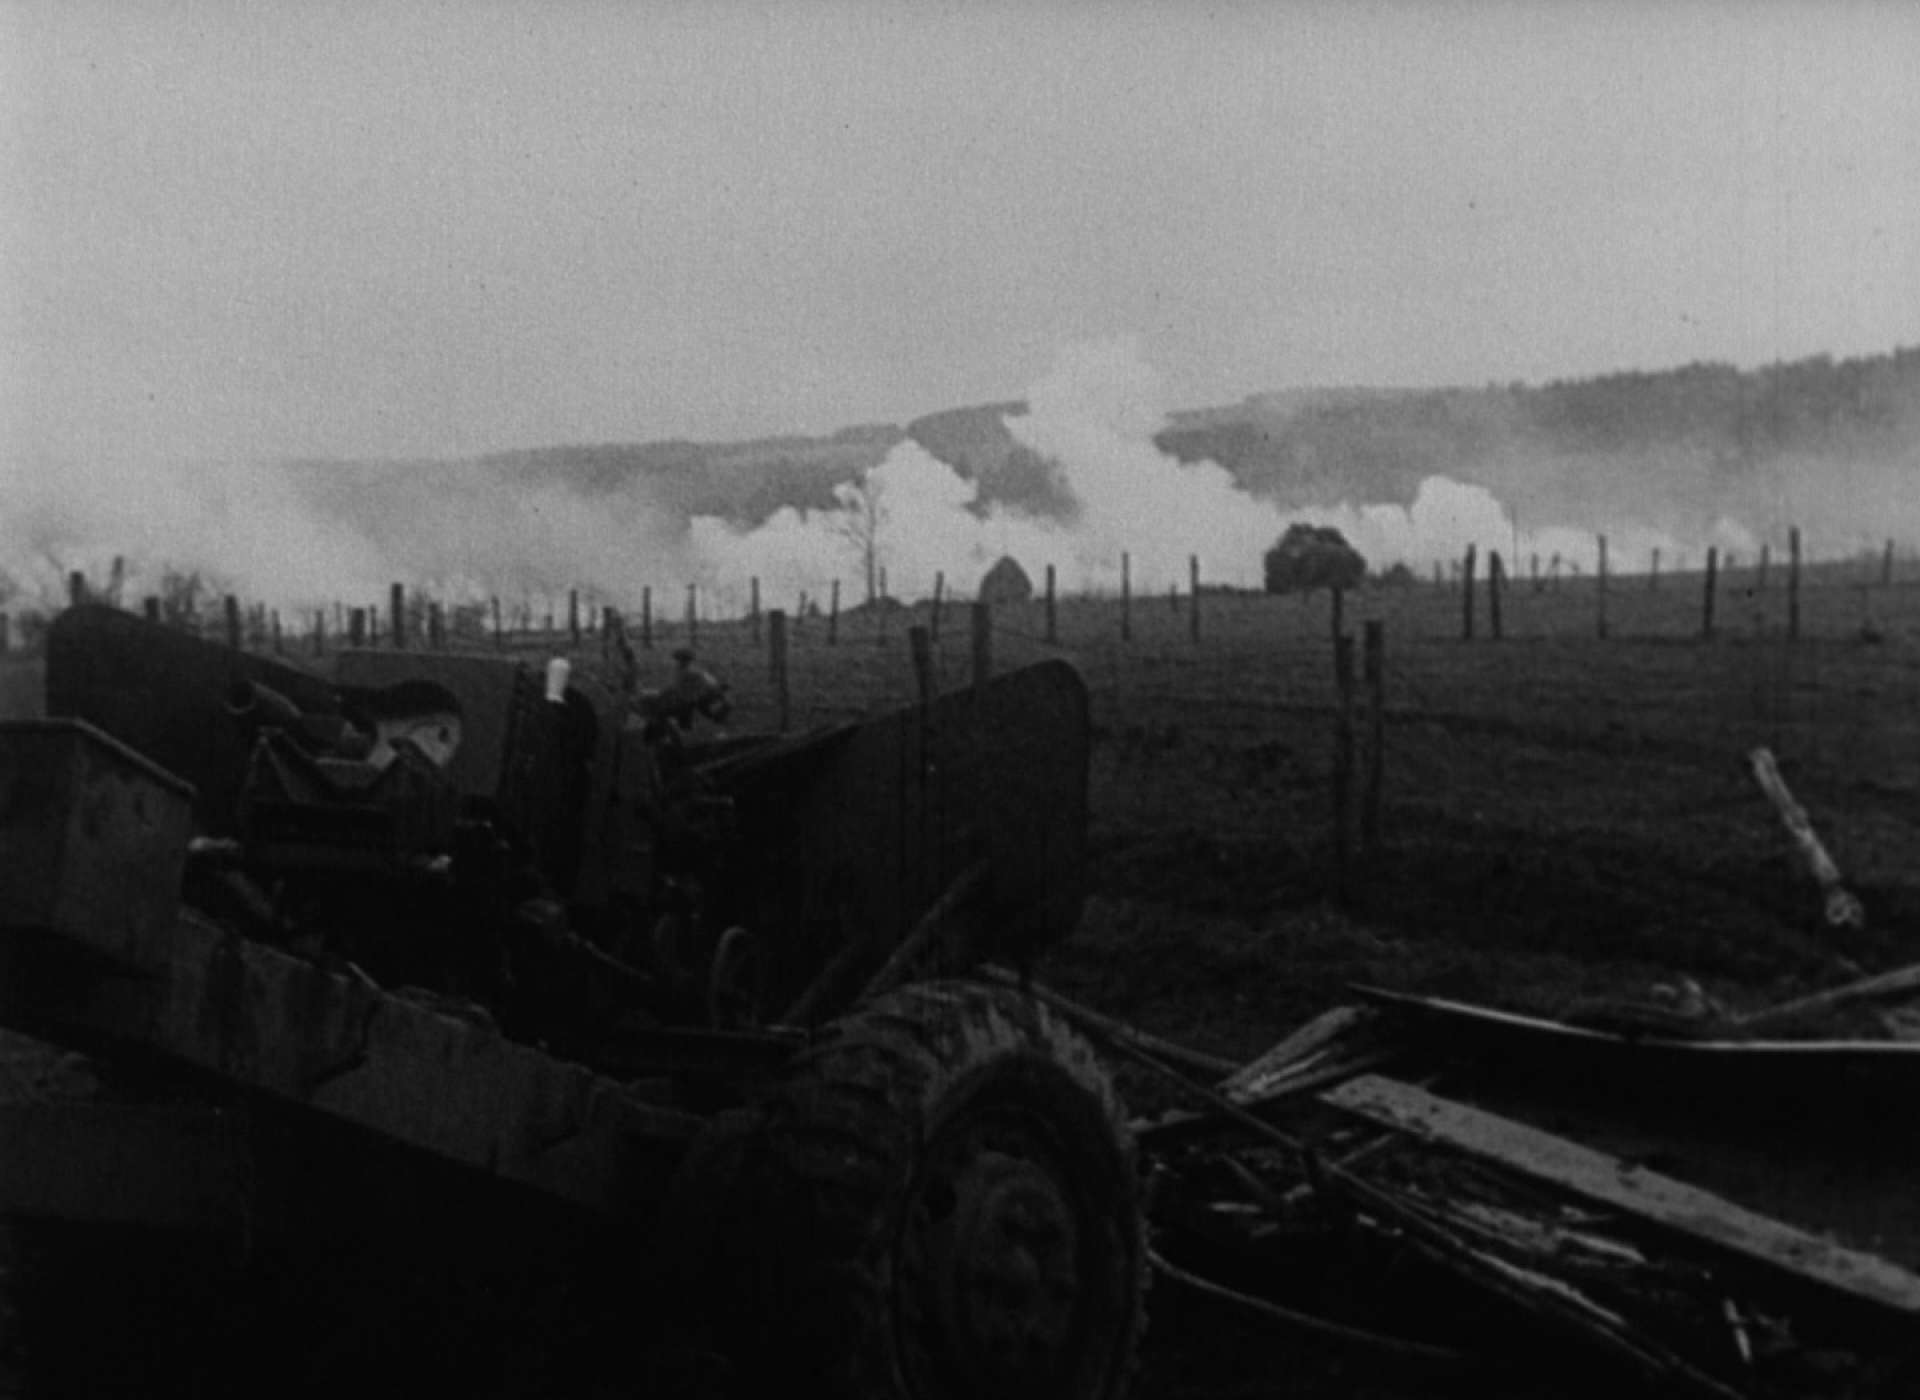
1650;548;1660;591
829;580;840;646
971;602;992;693
1787;528;1802;641
768;609;790;733
1461;545;1477;641
750;577;761;643
1362;620;1385;856
1488;550;1505;641
909;624;934;704
67;571;86;609
1701;546;1719;639
931;572;945;641
224;595;242;651
1332;630;1356;902
685;584;698;650
639;587;652;649
1045;564;1057;644
143;596;161;624
1758;543;1771;593
1120;552;1132;643
350;607;367;647
1596;535;1610;639
1189;555;1201;643
1530;552;1541;595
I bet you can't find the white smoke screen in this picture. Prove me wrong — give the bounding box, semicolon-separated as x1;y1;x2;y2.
4;337;1887;618
691;338;1761;604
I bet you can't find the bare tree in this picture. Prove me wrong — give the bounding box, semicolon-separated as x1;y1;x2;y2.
831;475;889;604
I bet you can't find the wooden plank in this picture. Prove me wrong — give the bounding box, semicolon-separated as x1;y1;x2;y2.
1324;1074;1920;1317
1737;962;1920;1036
1355;984;1920;1061
1218;1004;1374;1102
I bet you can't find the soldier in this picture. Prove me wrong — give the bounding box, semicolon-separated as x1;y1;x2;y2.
641;647;733;742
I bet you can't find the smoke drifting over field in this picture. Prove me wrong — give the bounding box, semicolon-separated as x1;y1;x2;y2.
1;339;1911;619
687;339;1765;607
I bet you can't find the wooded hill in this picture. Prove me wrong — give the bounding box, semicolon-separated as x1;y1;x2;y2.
290;346;1920;529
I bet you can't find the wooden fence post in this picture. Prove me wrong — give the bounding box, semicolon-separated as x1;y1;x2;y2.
829;580;840;646
1650;548;1661;591
1596;535;1610;640
1530;553;1541;595
67;571;86;609
750;576;761;643
1788;528;1802;641
1332;631;1356;901
931;572;945;641
640;587;652;649
1701;546;1719;639
1120;552;1132;643
909;624;934;704
386;583;404;650
1488;550;1505;641
1045;564;1057;644
1362;620;1385;855
1188;555;1201;644
769;609;790;733
1461;545;1477;641
1758;543;1771;593
350;607;367;647
565;589;578;647
224;595;242;651
971;602;992;693
685;584;698;650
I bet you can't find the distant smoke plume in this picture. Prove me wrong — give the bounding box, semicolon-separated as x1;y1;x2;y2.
2;339;1911;619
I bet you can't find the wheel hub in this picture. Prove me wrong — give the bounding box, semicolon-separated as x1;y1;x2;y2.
901;1129;1086;1395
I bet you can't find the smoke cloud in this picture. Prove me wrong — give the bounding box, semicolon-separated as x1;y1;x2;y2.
1;338;1908;620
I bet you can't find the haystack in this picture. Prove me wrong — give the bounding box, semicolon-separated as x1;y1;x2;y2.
978;555;1034;605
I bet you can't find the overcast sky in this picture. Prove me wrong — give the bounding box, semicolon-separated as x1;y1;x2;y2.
4;0;1916;467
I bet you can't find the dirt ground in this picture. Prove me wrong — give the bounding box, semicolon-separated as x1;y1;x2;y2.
5;572;1918;1396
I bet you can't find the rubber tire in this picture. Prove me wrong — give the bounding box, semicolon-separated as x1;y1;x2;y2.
724;979;1147;1400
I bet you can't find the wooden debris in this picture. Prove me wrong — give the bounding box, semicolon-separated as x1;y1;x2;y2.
1323;1074;1920;1318
1218;1004;1376;1102
1749;747;1865;929
1735;961;1920;1038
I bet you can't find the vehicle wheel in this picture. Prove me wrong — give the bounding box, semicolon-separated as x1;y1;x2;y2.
730;978;1147;1400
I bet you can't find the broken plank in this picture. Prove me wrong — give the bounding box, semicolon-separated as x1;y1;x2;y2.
1324;1073;1920;1318
1218;1004;1377;1102
1736;962;1920;1037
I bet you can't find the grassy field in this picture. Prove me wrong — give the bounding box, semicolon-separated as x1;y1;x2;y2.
4;571;1918;1397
